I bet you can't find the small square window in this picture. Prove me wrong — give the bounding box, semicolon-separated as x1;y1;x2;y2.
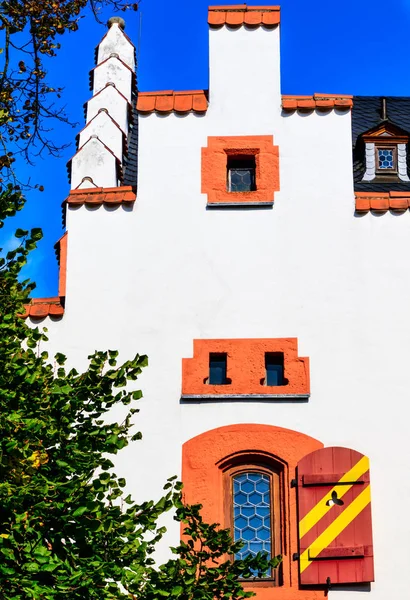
227;156;256;193
208;353;229;385
375;146;397;173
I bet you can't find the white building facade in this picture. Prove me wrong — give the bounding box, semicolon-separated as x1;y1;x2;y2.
25;6;410;600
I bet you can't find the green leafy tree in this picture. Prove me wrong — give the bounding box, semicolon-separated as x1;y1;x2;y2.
0;197;281;597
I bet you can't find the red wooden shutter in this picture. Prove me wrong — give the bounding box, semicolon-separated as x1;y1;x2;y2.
296;447;374;586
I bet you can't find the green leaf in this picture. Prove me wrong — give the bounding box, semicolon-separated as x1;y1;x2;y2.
15;228;28;238
171;585;183;596
72;506;88;517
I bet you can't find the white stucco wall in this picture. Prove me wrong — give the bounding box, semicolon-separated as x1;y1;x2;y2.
34;22;410;600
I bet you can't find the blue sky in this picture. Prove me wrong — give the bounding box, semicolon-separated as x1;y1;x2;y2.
3;0;410;298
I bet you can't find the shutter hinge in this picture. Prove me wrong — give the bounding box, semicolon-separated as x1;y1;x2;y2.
290;478;297;488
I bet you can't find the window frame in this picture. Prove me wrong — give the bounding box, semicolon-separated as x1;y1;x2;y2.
375;144;398;174
223;460;283;587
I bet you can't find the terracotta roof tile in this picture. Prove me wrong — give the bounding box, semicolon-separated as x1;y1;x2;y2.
192;93;208;112
355;191;410;213
66;186;136;206
174;94;193;113
225;10;244;25
137;91;208;114
156;94;175;113
262;10;280;25
244;10;262;25
23;297;64;319
208;10;226;25
208;5;280;27
134;93;155;113
282;94;353;111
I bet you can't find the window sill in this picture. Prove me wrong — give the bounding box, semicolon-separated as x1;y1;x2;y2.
181;393;310;401
207;200;274;208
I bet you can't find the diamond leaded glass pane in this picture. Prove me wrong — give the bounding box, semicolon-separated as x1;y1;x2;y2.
377;148;394;170
229;167;255;192
233;472;272;575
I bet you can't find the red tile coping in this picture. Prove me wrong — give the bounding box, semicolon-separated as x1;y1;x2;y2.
22;297;64;319
208;5;280;27
137;92;351;115
66;186;136;206
355;191;410;213
137;91;208;114
282;94;353;111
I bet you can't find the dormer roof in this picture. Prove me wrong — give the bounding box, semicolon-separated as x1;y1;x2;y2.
353;97;410;192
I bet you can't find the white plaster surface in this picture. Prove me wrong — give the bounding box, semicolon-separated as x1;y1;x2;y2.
97;23;135;70
78;111;124;162
36;22;410;600
93;57;133;102
70;137;118;189
86;85;129;135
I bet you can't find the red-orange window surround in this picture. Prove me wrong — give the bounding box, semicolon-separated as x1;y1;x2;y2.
182;424;324;600
201;135;280;206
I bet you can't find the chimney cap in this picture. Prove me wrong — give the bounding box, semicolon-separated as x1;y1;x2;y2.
107;16;125;30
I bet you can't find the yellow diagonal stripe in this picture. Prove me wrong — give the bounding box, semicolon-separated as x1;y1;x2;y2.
299;484;371;574
299;455;369;539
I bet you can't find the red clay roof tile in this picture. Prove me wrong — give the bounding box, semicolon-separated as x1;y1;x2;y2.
192;93;208;112
137;91;208;114
225;10;244;25
174;93;193;113
208;10;226;25
66;186;136;206
208;5;280;27
262;10;280;25
355;192;410;213
244;10;262;25
156;94;175;113
136;94;156;112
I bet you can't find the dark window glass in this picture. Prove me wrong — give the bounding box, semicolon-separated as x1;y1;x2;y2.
209;353;228;385
265;353;284;386
233;472;272;576
227;156;256;192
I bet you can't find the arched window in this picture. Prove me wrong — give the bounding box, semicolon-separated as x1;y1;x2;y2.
182;424;324;597
223;458;283;584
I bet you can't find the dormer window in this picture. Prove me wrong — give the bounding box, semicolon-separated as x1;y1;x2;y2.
362;121;409;182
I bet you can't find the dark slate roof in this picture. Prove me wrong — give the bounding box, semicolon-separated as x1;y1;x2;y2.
122;92;138;188
353;96;410;191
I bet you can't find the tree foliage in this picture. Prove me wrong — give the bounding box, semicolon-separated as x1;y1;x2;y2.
0;197;281;597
